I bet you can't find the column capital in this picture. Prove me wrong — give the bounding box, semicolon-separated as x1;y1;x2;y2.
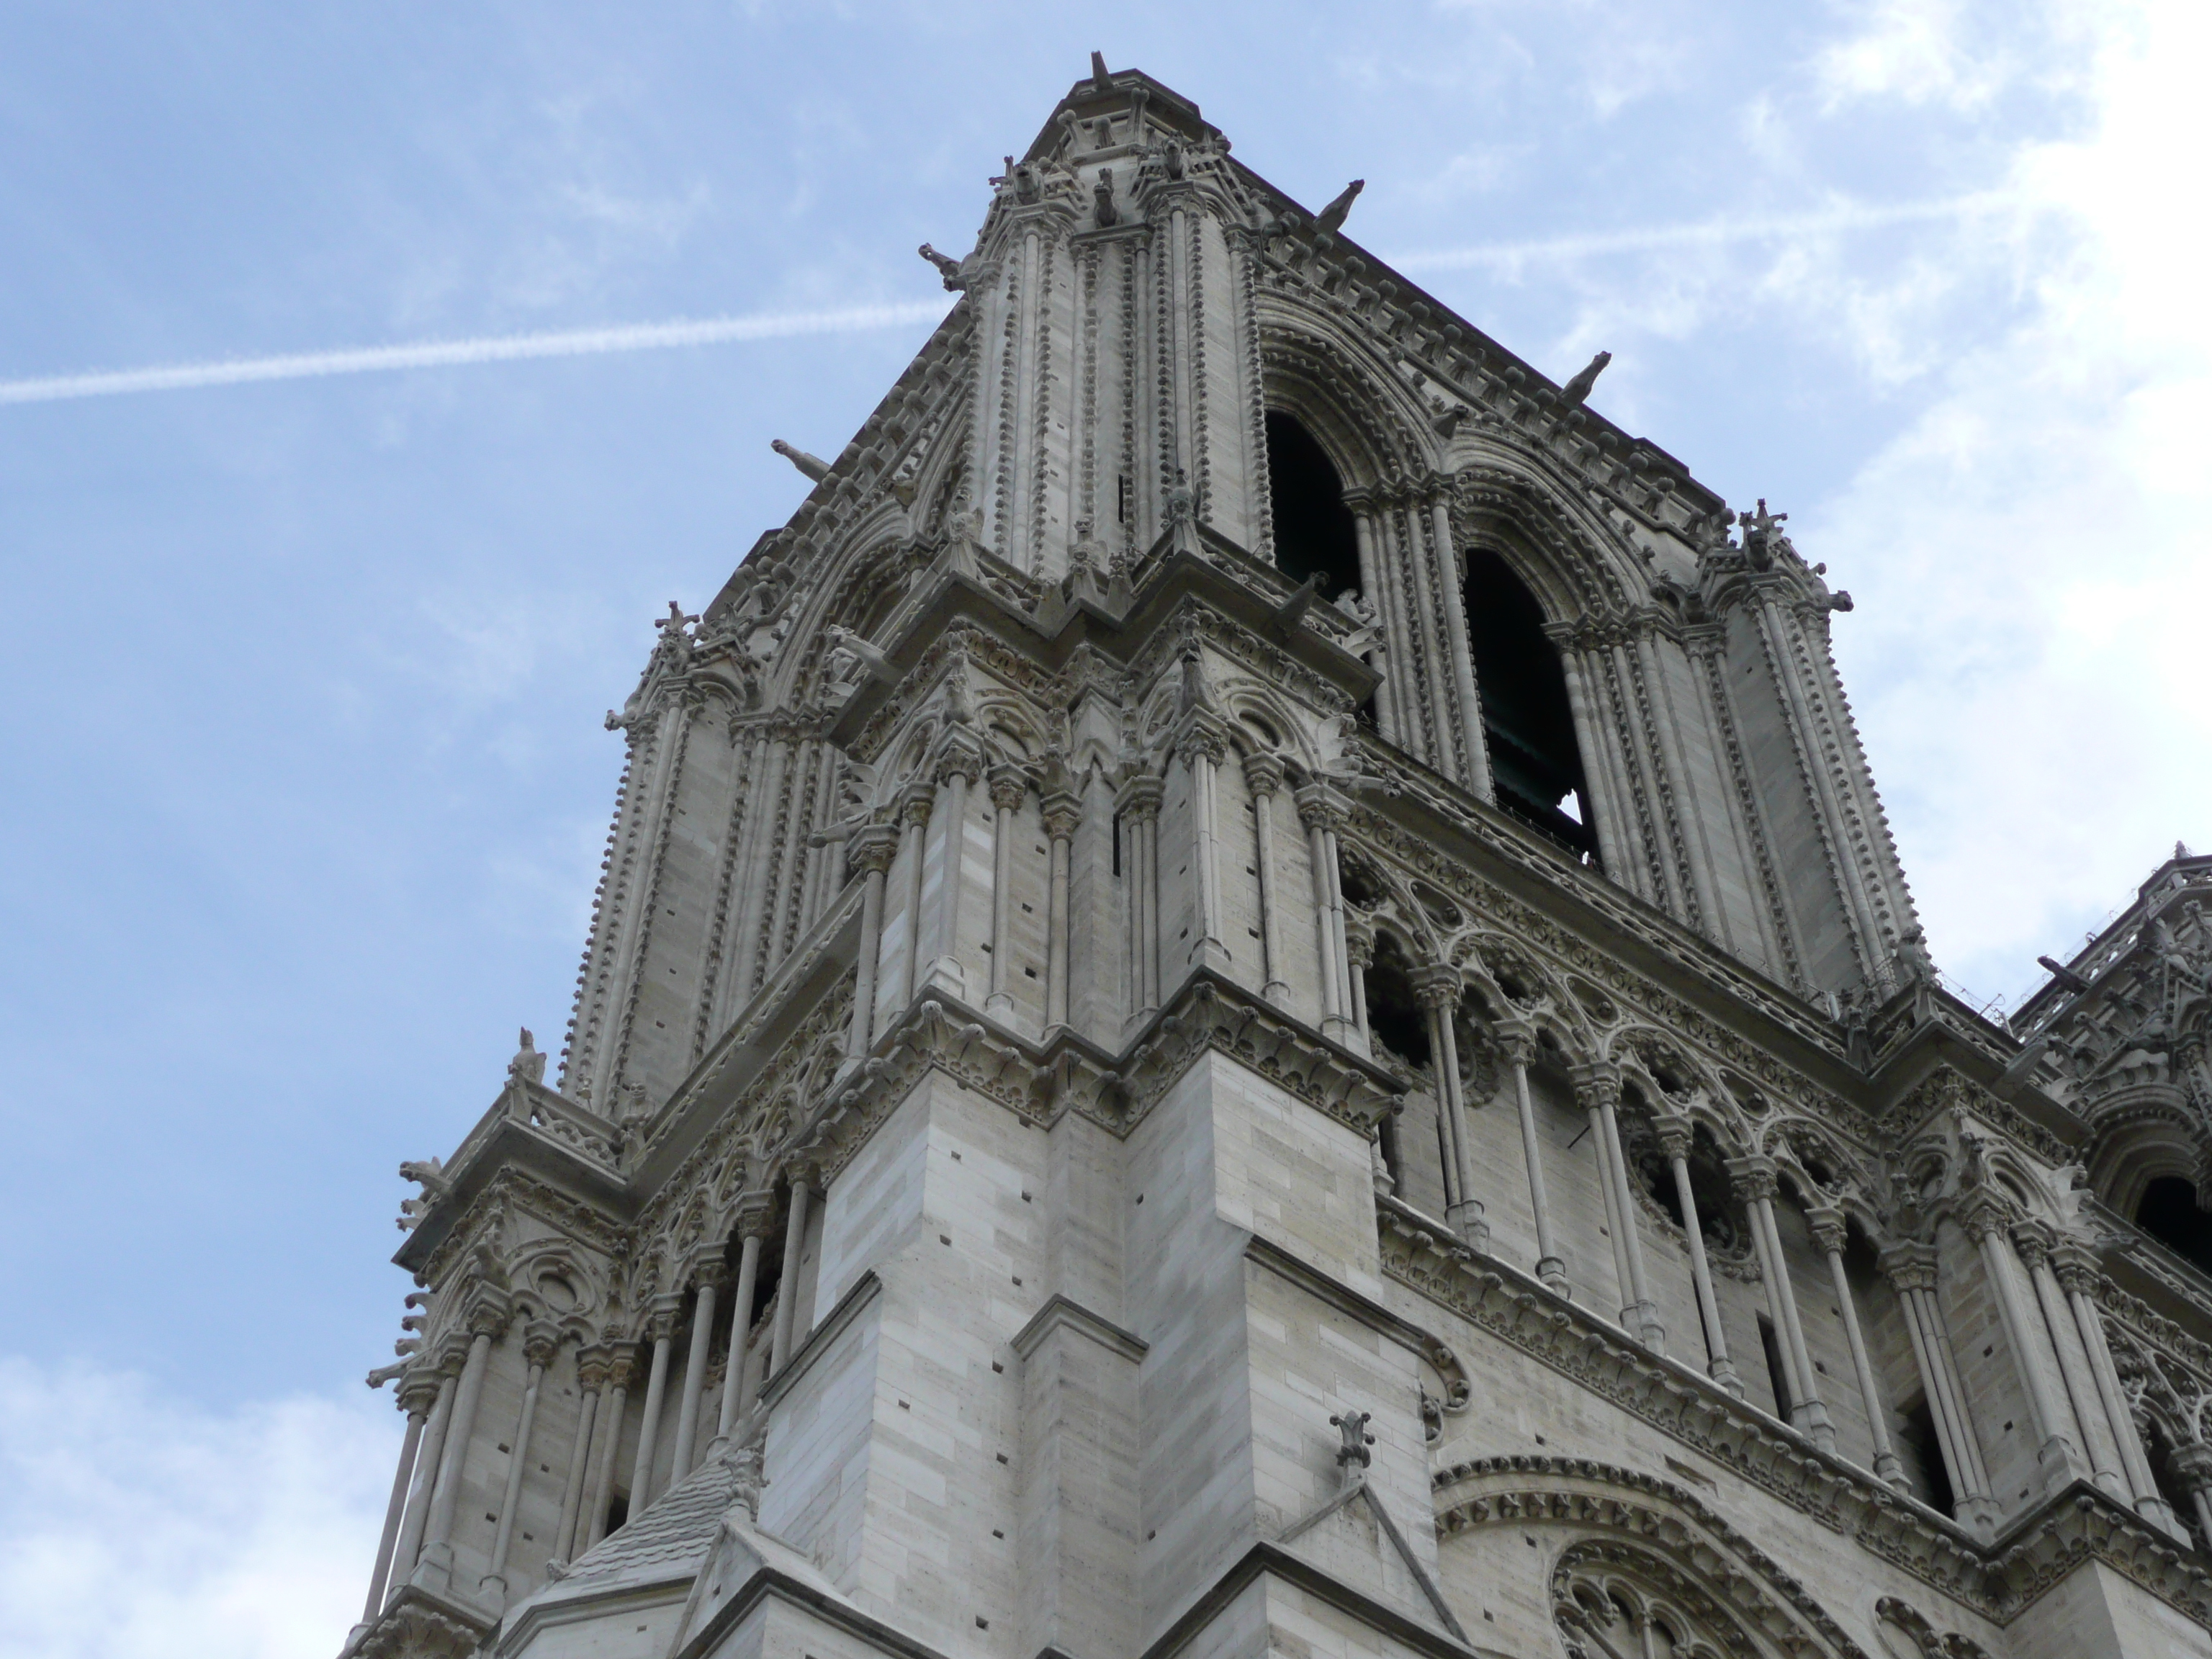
522;1320;562;1369
1411;964;1463;1011
1573;1061;1624;1109
1805;1204;1848;1257
691;1256;733;1292
2171;1441;2212;1493
1115;772;1164;821
1292;781;1346;832
575;1344;615;1393
1174;721;1228;769
1496;1020;1539;1068
1879;1240;1940;1292
897;781;936;827
733;1188;779;1239
463;1294;513;1341
605;1339;644;1388
987;763;1029;814
1241;750;1287;797
1959;1196;2018;1246
935;742;984;787
2051;1242;2104;1295
2010;1219;2057;1269
1040;791;1083;841
1342;924;1375;971
849;822;902;873
397;1368;444;1416
1726;1152;1779;1202
646;1300;682;1343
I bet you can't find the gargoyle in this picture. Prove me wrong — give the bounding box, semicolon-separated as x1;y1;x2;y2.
771;439;831;483
917;243;966;291
1315;179;1364;234
396;1156;449;1231
1558;349;1611;409
824;624;898;687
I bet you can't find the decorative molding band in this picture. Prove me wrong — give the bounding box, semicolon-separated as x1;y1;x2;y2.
1382;1203;2212;1630
1010;1294;1149;1364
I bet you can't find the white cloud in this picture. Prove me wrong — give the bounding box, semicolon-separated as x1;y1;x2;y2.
0;1359;395;1659
1814;0;2013;109
1812;0;2212;1002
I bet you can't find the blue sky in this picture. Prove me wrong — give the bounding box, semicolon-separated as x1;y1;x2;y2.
2;3;2206;1652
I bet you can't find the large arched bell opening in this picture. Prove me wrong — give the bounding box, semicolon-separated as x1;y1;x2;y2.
1264;410;1362;600
1463;548;1596;861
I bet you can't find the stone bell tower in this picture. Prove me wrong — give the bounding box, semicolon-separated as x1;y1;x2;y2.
344;60;2212;1659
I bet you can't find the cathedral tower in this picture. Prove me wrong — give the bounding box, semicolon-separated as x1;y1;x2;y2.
346;65;2212;1659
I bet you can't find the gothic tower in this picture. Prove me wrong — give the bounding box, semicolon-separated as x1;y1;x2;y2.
345;64;2212;1659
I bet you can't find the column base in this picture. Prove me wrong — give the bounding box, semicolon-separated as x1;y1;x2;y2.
1446;1202;1488;1251
984;992;1015;1018
1874;1449;1907;1490
1957;1494;2001;1543
1536;1257;1570;1299
1262;979;1291;1007
410;1541;455;1596
922;957;968;997
1633;1307;1667;1354
1321;1015;1355;1046
1791;1400;1837;1453
1707;1356;1744;1398
2036;1434;2084;1494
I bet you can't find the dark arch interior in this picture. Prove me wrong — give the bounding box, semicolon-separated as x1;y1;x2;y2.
2137;1175;2212;1276
1464;549;1596;860
1361;932;1431;1071
1264;411;1361;600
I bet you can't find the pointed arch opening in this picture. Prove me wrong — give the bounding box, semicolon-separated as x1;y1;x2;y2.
1264;410;1361;600
1464;548;1596;860
2136;1174;2212;1275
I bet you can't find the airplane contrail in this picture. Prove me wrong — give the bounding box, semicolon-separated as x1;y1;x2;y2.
1390;192;2021;273
0;299;953;406
0;194;2020;406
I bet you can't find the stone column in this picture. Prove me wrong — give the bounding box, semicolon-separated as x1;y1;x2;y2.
1179;727;1232;974
386;1367;455;1605
769;1174;814;1375
415;1309;502;1593
361;1372;436;1624
1964;1204;2080;1496
1503;1025;1569;1298
1580;1066;1664;1351
484;1323;558;1604
627;1308;676;1516
1116;773;1163;1026
1341;925;1374;1056
845;824;901;1064
583;1343;636;1549
1041;791;1080;1033
924;753;978;996
986;765;1028;1017
895;782;934;1009
1653;1117;1737;1393
720;1194;777;1435
2172;1444;2212;1547
729;734;792;1003
1881;1244;1997;1537
2056;1246;2182;1535
668;1261;727;1484
1428;494;1494;802
1414;966;1485;1247
1294;785;1353;1044
2017;1225;2126;1501
1732;1156;1833;1449
1242;752;1291;1007
1807;1208;1905;1488
552;1346;609;1565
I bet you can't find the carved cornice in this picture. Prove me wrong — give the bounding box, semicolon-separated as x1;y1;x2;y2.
1388;1201;2212;1629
